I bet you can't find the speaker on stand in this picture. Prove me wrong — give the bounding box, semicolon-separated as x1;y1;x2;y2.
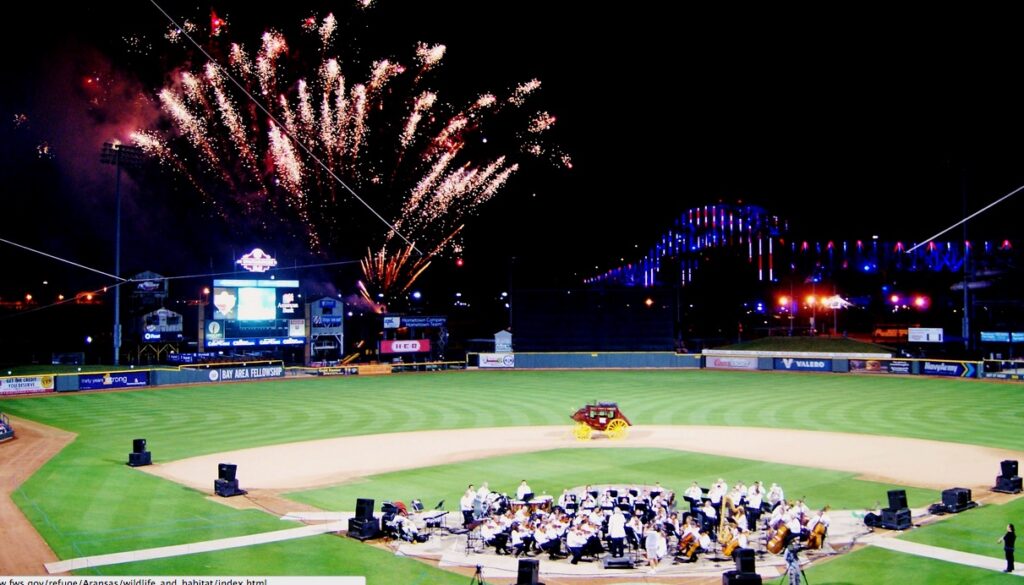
127;438;152;467
214;462;246;497
995;460;1023;494
516;558;543;585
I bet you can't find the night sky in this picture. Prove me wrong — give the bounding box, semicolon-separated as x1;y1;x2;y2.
3;1;1024;305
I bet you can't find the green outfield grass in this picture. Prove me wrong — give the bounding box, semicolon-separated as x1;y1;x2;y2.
287;447;937;513
804;546;1020;584
1;369;1022;582
897;496;1024;560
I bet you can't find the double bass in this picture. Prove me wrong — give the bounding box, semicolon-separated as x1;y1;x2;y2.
806;522;827;550
766;525;789;554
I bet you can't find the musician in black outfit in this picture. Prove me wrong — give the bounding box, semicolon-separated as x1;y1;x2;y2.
1000;523;1016;573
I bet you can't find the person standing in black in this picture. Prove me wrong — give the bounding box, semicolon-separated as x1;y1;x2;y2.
999;523;1016;573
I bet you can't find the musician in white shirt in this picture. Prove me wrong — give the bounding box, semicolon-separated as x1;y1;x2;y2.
461;485;476;525
608;507;627;557
516;480;532;501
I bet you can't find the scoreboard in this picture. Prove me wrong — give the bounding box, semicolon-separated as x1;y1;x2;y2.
205;279;305;348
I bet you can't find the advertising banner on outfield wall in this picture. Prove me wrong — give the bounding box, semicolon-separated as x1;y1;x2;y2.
479;353;515;368
921;361;976;378
0;375;55;395
773;358;832;372
381;339;432;354
849;359;912;375
206;365;285;382
79;371;150;390
706;356;758;370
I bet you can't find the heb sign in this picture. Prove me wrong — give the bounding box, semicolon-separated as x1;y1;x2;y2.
0;375;54;395
706;356;758;370
774;358;832;372
207;365;285;382
479;353;515;368
79;371;149;390
922;361;976;378
381;339;431;354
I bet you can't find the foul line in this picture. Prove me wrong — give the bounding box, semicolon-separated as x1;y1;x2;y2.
44;520;346;574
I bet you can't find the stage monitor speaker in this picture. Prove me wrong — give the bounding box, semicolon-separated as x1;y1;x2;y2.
1001;460;1019;478
214;478;245;497
516;558;540;585
887;489;908;510
995;475;1024;494
734;547;756;573
863;512;881;528
132;438;147;453
128;451;152;467
722;570;763;584
942;488;972;512
602;556;634;569
880;507;912;530
218;463;237;482
347;516;380;541
356;498;375;519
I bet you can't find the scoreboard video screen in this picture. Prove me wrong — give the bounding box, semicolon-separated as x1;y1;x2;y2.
205;279;305;348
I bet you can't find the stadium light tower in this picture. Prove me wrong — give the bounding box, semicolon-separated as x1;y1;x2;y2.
100;142;145;366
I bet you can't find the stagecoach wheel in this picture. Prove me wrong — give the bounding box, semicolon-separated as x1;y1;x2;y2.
605;418;629;440
573;422;593;441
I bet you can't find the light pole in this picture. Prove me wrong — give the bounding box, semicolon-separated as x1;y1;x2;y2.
100;142;144;366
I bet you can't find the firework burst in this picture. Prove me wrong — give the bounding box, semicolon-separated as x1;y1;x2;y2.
135;8;565;301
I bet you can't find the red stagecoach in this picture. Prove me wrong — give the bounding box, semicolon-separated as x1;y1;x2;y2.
570;401;631;440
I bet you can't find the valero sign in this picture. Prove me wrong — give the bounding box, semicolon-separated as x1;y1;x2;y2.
236;248;278;273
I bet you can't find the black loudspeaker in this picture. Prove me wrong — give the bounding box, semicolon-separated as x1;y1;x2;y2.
516;558;542;585
863;512;880;527
602;556;634;569
734;547;756;573
128;451;152;467
356;498;375;519
941;488;972;512
1001;460;1019;478
347;516;380;541
214;478;245;497
133;438;147;453
887;489;908;510
880;507;912;530
722;569;763;584
995;476;1023;494
218;463;237;482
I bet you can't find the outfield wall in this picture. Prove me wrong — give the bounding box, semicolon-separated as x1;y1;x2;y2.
512;352;702;369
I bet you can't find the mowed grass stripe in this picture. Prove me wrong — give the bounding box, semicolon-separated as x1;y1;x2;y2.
804;545;1019;584
286;448;938;514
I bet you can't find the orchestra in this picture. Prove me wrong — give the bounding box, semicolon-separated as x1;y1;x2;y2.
389;477;835;574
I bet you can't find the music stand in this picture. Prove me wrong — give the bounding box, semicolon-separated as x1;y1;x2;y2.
434;499;445;510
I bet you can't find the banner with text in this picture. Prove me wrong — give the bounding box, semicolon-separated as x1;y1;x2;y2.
849;359;912;375
706;356;758;370
207;365;285;382
773;357;833;372
0;375;55;395
479;353;516;368
381;339;431;354
79;371;150;390
921;361;976;378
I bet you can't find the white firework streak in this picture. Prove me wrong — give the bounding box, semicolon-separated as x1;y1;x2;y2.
278;94;298;138
333;77;349;158
510;79;541;106
432;113;468;152
131;131;219;215
414;42;446;74
297;79;316;143
228;43;253;78
472;163;518;207
401;91;436;147
347;83;368;163
157;88;220;167
357;0;374;9
180;71;204;104
268;123;305;197
320;13;337;47
367;59;403;96
207;63;262;181
528;111;556;133
256;31;287;97
473;93;497;110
